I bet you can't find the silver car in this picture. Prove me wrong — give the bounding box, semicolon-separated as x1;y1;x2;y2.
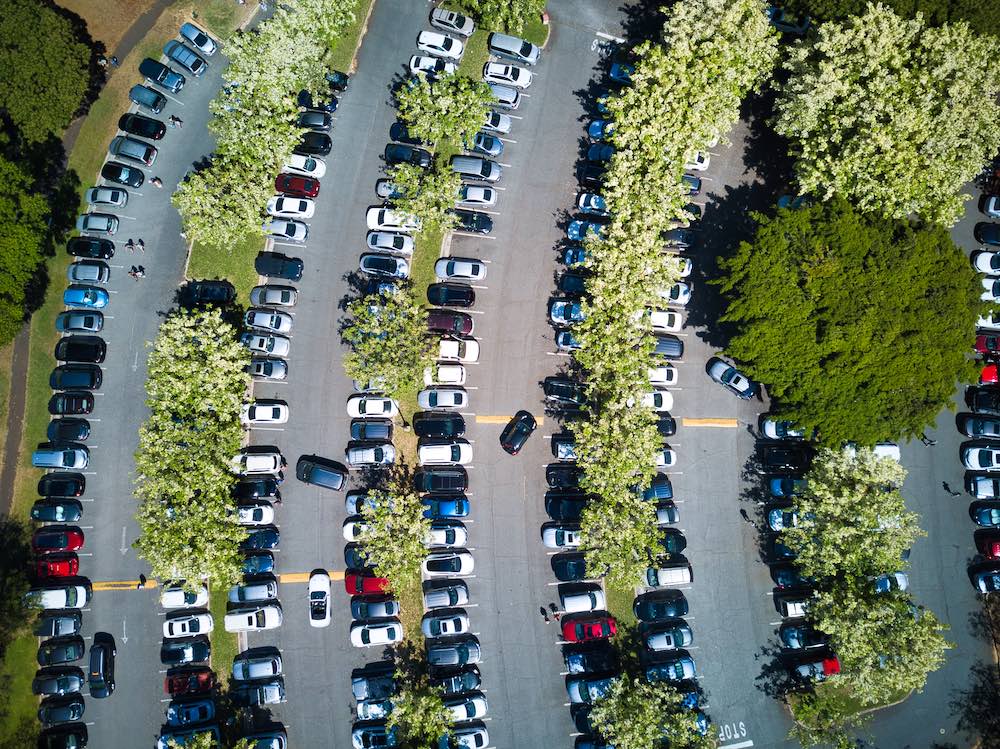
423;581;470;609
458;185;496;207
228;578;278;603
430;7;475;36
232;651;282;681
67;261;110;284
482;110;512;135
241;332;290;357
249;285;297;307
346;442;396;467
85;186;128;207
244;308;293;334
76;213;118;235
56;311;103;333
163;40;207;76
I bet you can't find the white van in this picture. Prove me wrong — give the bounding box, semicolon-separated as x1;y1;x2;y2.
560;587;606;613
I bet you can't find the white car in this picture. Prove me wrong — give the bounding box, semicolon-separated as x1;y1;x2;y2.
366;206;421;232
417;30;464;60
409;54;456;76
983;277;1000;302
26;586;90;610
974;251;1000;274
366;231;414;255
439;337;480;362
963;445;1000;471
342;518;369;541
241;332;290;357
308;570;332;628
979;311;1000;331
675;257;693;277
645;626;693;651
223;605;283;632
656;448;677;468
346;442;396;467
685;150;711;171
424;582;470;608
649;309;683;332
458;185;497;207
661;282;692;306
542;524;582;549
418;387;468;410
761;419;806;440
435;257;486;281
351;619;403;647
230;450;285;475
445;693;488;721
482;62;532;88
421;611;470;638
347;394;398;418
85;186;128;207
418;440;473;465
426;521;468;547
649;366;678;386
249;285;297;307
159;583;209;609
237;503;275;526
163;613;214;638
430;7;475;36
642;389;674;412
241;400;289;425
245;308;293;334
262;217;308;242
483;110;512;135
266;196;315;219
228;579;278;603
969;475;1000;499
424;363;466;386
283;153;326;178
423;551;475;577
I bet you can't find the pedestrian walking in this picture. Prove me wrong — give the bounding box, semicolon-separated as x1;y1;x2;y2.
136;265;146;278
272;494;282;505
942;481;961;497
548;602;558;613
539;606;550;623
137;573;147;589
919;432;937;446
150;176;163;188
97;56;108;69
136;238;145;253
110;55;120;67
125;238;135;253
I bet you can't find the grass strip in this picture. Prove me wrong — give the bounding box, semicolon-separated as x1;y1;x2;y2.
396;575;426;645
208;585;238;683
788;682;909;724
457;29;489;79
188;233;263;305
522;14;550;47
328;0;376;73
605;582;638;631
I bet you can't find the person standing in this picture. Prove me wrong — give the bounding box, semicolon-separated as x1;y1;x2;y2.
150;176;163;188
136;238;145;253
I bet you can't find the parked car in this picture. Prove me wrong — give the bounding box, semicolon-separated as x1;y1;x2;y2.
32;667;85;696
430;6;475;35
160;583;209;609
295;131;332;156
138;57;185;92
128;84;166;113
223;605;283;632
163;613;213;639
417;30;465;59
118;113;165;140
109;135;157;165
384;142;432;168
428;282;475;307
101;161;144;187
76;213;119;235
427;308;474;335
85;186;128;208
164;40;207;75
410;54;456;77
275;172;320;198
31;499;83;524
562;614;617;643
483;110;512;134
487;31;540;65
452;208;494;234
48;392;94;416
435;257;486;281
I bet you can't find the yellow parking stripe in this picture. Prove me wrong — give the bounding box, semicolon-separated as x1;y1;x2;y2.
279;570;345;584
91;570;345;591
682;417;739;428
475;414;545;425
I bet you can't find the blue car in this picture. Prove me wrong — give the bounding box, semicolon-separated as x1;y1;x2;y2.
421;496;470;519
567;675;616;704
556;331;582;351
562;246;588;267
609;62;634;84
577;193;609;217
586;144;614;163
567;221;605;242
769;477;806;498
240;527;279;550
587;119;614;141
242;553;274;575
64;285;109;309
470;132;503;158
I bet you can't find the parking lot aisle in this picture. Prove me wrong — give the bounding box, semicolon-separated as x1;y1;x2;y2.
241;1;434;746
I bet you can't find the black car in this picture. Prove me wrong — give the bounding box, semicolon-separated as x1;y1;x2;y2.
255;252;304;281
48;392;94;416
31;499;83;523
552;552;589;582
971;386;1000;415
160;637;211;666
240;526;280;550
182;280;236;306
37;694;86;725
297;109;333;131
295;131;332;156
384;143;432;168
118;113;166;140
296;89;338;112
326;69;350;91
559;272;588;297
452;209;493;235
37;637;85;667
572;705;595;735
67;237;114;259
578;162;605;189
38;724;88;749
770;563;812;589
427;283;475;308
413;412;466;438
634;590;689;622
38;473;85;498
54;336;106;364
100;161;144;188
413;467;468;494
658;528;688;554
432;666;481;696
344;544;373;570
138;57;185;92
389;121;425;145
544;491;589;522
564;644;618;674
88;632;115;698
35;612;82;638
350;419;393;441
234;478;281;501
47;419;91;443
499;410;536;455
546;463;583;489
296;455;347;491
664;228;695;248
758;445;812;474
50;365;102;391
975;222;1000;246
656;416;677;438
543;376;587;407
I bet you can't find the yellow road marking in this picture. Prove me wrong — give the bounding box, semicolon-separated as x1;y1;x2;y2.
92;570;345;591
279;570;345;583
475;414;545;425
682;417;739;428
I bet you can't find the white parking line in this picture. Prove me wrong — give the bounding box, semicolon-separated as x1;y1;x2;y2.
498;137;516;144
453;233;496;239
471;285;488;290
498;162;513;168
596;31;625;42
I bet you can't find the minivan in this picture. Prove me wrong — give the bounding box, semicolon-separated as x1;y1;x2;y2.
128;84;167;114
451;155;502;183
109;136;158;166
653;335;684;359
487;32;540;65
488;83;521;109
89;632;116;698
32;444;89;470
560;586;606;613
646;560;693;587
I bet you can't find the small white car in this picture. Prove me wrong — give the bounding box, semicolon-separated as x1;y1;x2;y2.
421;611;470;638
648;366;678;386
230;450;285;475
983;277;1000;303
249;285;297;307
237;503;275;526
240;332;290;357
438;337;480;362
417;387;468;410
661;282;692;306
241;400;289;425
245;308;293;334
346;442;396;467
342;518;369;541
424;363;466;386
283;153;326;178
366;231;414;255
542;524;582;549
223;605;283;632
435;257;486;281
656;448;677;468
444;693;488;721
350;619;403;647
458;185;497;207
483;110;512;135
684;150;711;171
649;309;682;332
642;389;674;412
760;419;806;440
418;440;473;465
482;62;532;89
366;207;421;232
163;613;214;638
159;583;209;609
262;217;308;242
266;196;315;219
430;7;475;36
426;522;468;547
963;445;1000;471
417;30;464;60
308;570;332;628
409;54;456;77
979;311;1000;331
675;257;693;277
423;551;474;577
346;395;398;418
974;251;1000;274
645;626;693;651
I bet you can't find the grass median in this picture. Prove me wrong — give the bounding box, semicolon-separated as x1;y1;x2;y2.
329;0;376;73
188;233;263;305
208;585;238;680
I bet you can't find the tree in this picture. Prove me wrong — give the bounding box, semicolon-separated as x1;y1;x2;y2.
0;154;49;344
0;518;31;660
396;74;495;146
385;673;451;748
357;485;431;591
772;4;1000;225
579;489;660;591
172;155;273;246
459;0;546;34
343;288;435;402
387;162;461;233
590;676;717;749
134;310;250;589
783;448;921;580
168;734;253;749
788;688;864;749
783;0;1000;37
0;0;90;140
717;197;981;444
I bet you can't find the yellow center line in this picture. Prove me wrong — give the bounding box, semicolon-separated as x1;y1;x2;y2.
475;414;545;425
91;570;345;591
682;417;739;428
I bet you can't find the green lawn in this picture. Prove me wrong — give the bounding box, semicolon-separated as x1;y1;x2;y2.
329;0;376;72
458;29;490;79
605;582;637;631
521;13;550;47
209;586;238;686
789;682;910;726
188;233;263;305
0;634;42;745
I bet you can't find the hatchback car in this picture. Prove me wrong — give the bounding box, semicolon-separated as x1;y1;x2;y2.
118;112;166;140
109;135;157;165
707;358;758;399
75;213;118;235
297;109;332;131
500;410;536;454
562;615;617;642
275;172;320;198
31;499;83;524
360;253;409;278
245;308;293;334
435;257;486;281
101;161;144;187
164;40;207;75
427;308;474;335
367;231;414;255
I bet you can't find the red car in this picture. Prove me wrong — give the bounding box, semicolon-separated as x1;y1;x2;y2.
344;571;390;595
977;335;1000;357
976;530;1000;559
983;364;999;384
165;668;216;696
31;526;85;554
562;614;617;643
34;553;79;578
275;173;319;198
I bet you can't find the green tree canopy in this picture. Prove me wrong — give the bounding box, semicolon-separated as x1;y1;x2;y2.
0;0;90;140
388;162;461;233
773;3;1000;225
396;74;495;146
456;0;545;34
358;485;431;591
385;672;451;748
717;197;981;444
784;0;1000;37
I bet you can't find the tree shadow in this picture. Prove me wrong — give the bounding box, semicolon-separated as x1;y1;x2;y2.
617;0;669;46
949;661;1000;749
40;0;107;117
740;89;796;193
753;640;797;699
0;516;32;660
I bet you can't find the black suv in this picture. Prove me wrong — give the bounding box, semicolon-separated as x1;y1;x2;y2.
543;376;587;407
88;632;116;698
255;252;304;282
50;365;102;391
67;237;114;259
101;161;144;187
427;283;475;308
413;467;468;494
413;412;466;438
757;444;813;474
182;280;236;306
384;143;432;168
54;336;106;364
451;209;493;235
118;113;166;140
